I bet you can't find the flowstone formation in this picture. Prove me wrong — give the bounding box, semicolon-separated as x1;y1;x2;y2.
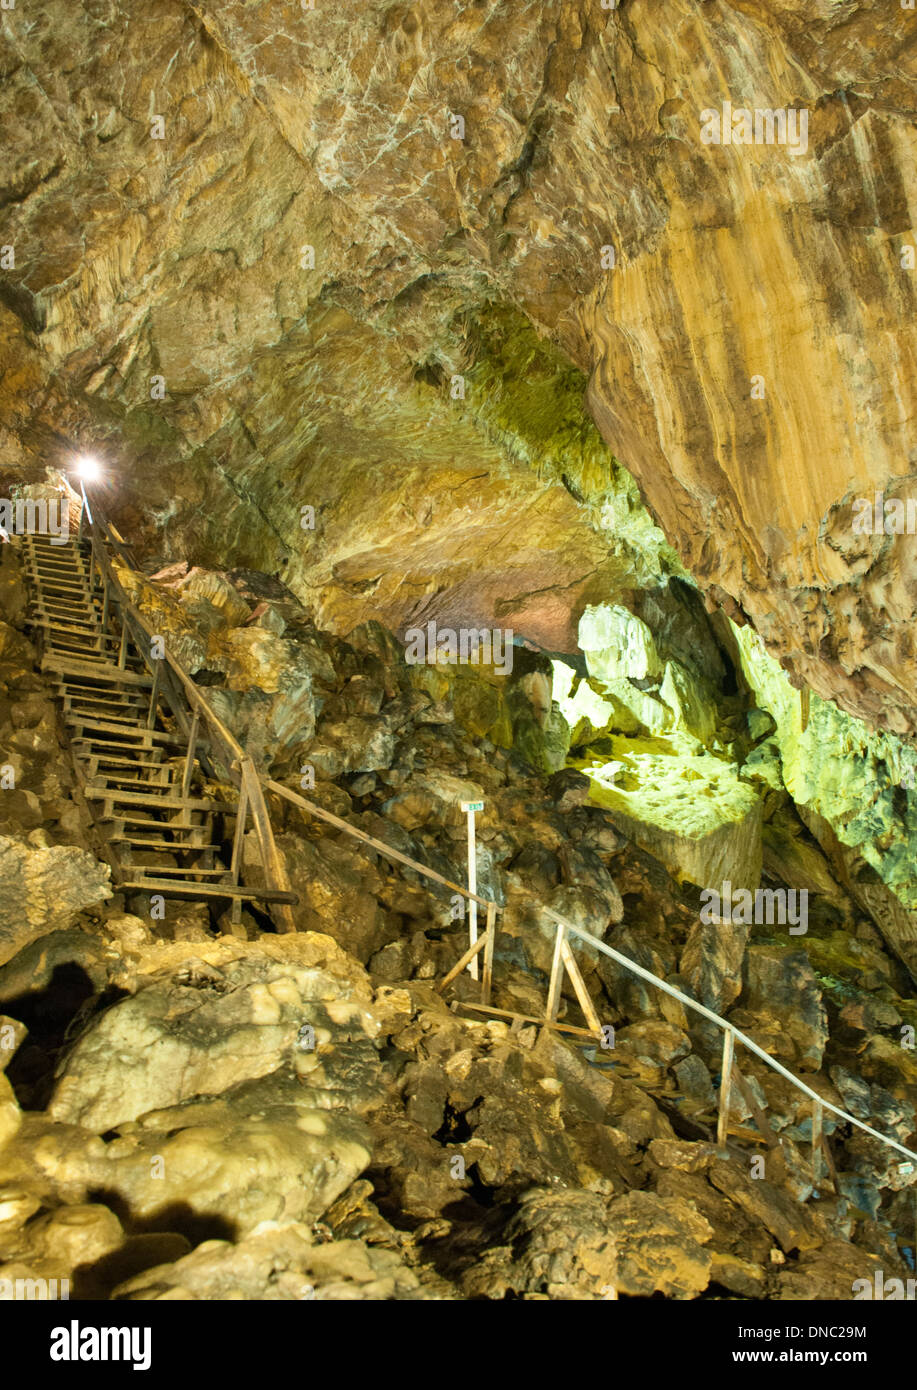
0;543;915;1303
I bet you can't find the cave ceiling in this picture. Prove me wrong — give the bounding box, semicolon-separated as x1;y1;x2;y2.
1;0;916;730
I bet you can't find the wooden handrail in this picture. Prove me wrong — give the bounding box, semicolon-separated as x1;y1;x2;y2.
273;767;916;1168
265;779;499;912
545;907;917;1168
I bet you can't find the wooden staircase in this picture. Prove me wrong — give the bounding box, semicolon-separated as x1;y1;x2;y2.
21;527;297;927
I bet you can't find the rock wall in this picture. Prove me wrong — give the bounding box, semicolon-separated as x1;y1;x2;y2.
2;1;916;734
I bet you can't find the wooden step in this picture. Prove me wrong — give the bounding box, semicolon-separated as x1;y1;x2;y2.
108;835;213;851
43;655;152;687
86;754;168;771
86;788;233;811
56;688;147;708
90;770;173;788
117;879;298;904
123;866;230;879
64;685;147;701
64;716;182;745
65;695;148;713
65;706;143;727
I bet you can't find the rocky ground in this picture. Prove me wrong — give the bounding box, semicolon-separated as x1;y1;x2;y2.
1;540;916;1301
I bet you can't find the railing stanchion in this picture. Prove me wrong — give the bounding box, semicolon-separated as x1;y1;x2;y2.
812;1100;823;1187
146;661;161;729
182;710;200;800
717;1028;735;1150
230;782;249;885
482;901;496;1005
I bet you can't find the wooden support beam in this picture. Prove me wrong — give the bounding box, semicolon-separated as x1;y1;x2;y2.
146;662;161;729
438;928;490;992
182;709;199;801
545;919;567;1024
821;1131;839;1193
453;1000;597;1040
559;934;602;1037
730;1060;780;1150
230;783;249;885
241;758;297;933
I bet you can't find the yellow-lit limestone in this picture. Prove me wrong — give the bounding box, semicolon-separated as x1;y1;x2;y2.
733;623;917;972
580;750;763;893
3;1;917;735
48;934;380;1131
0;835;112;966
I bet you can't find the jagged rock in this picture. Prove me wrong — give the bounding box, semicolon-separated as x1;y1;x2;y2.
740;947;828;1071
672;1054;717;1109
680;917;749;1014
707;1159;824;1255
383;772;487;832
0;838;112;966
615;1021;692;1070
276;835;392;962
483;1186;718;1301
580;605;663;683
583;750;764;893
647;1140;719;1174
545;767;591;812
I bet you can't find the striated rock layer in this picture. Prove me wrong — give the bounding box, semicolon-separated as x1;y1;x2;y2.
1;1;916;734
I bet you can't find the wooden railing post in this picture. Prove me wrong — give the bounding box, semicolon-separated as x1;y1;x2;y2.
182;709;200;800
230;781;249;886
482;901;496;1005
546;919;566;1024
717;1028;735;1150
812;1100;823;1187
146;660;161;729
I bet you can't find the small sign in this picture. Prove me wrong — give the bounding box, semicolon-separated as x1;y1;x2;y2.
461;800;484;812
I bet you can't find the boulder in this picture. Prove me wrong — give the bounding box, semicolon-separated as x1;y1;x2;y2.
113;1219;426;1301
0;837;111;966
740;946;828;1071
48;935;381;1131
680;917;749;1014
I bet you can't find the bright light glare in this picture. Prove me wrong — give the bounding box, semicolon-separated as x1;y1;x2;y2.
75;456;102;482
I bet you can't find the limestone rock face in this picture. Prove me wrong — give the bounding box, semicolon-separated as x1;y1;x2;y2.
739;946;829;1071
3;1;917;735
0;835;111;966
